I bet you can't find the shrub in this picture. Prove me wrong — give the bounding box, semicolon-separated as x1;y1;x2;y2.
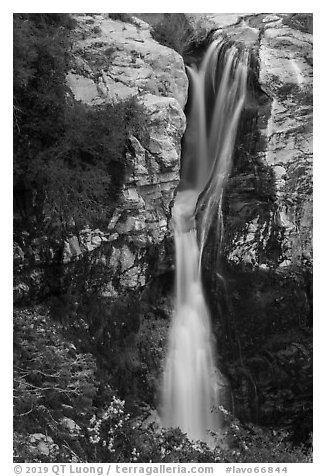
92;25;101;34
13;307;98;462
14;13;148;235
136;312;169;405
151;13;207;57
283;14;313;34
104;47;116;60
50;288;146;407
15;95;147;232
13;14;74;173
215;407;312;463
33;97;147;228
14;313;312;465
85;398;312;463
86;397;213;463
108;13;135;24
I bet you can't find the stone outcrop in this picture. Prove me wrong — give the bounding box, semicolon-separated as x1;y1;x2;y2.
67;15;187;107
14;14;188;301
258;18;313;268
194;14;313;430
195;13;313;272
14;13;312;299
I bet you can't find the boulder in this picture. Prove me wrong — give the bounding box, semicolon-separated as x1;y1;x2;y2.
27;433;58;458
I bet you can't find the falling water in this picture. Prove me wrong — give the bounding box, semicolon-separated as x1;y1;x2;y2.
161;39;248;444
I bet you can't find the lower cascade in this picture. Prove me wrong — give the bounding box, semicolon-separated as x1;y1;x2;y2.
161;39;249;443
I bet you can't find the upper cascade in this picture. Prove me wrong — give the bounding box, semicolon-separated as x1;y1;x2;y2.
181;38;249;254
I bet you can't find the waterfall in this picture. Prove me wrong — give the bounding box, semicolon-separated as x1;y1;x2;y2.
161;39;249;444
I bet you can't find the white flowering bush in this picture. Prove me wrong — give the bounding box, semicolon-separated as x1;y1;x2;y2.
86;400;312;463
88;396;131;460
86;394;213;463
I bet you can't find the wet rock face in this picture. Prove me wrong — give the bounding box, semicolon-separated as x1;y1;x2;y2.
205;13;313;272
186;13;312;272
198;14;313;433
258;20;312;268
14;14;188;301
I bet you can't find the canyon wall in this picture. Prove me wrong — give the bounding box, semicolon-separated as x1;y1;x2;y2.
13;12;313;440
14;14;188;302
193;13;312;436
189;13;312;271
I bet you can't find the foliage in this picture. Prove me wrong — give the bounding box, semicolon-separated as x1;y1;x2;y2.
108;13;135;24
283;14;313;34
13;13;71;231
13;13;148;234
206;263;313;443
13;305;312;463
56;292;169;410
32;97;147;229
87;397;213;463
49;278;172;408
50;288;144;403
136;311;169;405
86;398;311;463
151;14;207;57
92;26;102;35
13;307;98;462
87;396;131;460
14;432;61;463
215;407;312;463
225;329;312;442
13;14;73;177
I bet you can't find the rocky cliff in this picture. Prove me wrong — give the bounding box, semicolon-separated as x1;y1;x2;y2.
14;14;188;301
13;13;313;456
189;13;312;272
191;13;313;436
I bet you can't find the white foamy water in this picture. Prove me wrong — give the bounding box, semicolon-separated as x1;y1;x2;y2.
162;191;220;443
161;39;248;444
